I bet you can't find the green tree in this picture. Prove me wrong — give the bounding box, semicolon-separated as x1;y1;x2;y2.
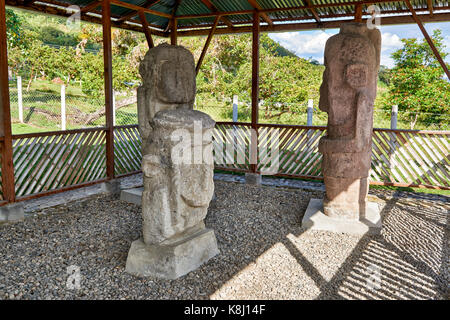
384;30;449;129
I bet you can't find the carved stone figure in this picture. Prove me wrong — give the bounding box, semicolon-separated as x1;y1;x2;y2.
318;23;381;220
126;44;219;279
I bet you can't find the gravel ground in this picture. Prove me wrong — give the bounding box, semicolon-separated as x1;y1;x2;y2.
0;180;448;300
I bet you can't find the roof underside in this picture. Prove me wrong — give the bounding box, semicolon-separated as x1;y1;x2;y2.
5;0;450;36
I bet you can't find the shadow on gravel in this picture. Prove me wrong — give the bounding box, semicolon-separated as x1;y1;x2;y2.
0;181;447;299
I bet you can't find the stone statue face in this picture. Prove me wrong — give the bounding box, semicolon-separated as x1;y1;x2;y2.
319;24;380;139
137;43;197;144
155;53;196;104
140;43;196;104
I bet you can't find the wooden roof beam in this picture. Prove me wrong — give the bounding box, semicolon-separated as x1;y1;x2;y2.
304;0;321;24
176;12;450;36
246;0;273;25
109;0;171;19
116;0;162;23
196;15;221;74
198;0;234;28
5;0;168;36
138;10;154;48
80;0;101;13
427;0;434;16
354;4;363;22
405;0;449;79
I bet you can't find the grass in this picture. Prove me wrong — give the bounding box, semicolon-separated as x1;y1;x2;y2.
214;169;449;197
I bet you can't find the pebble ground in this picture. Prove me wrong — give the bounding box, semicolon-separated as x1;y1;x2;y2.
0;180;448;300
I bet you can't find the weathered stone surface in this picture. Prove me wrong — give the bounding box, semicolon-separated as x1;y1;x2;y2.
126;43;219;278
318;23;381;220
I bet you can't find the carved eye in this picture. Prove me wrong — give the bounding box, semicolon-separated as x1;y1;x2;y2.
345;63;368;88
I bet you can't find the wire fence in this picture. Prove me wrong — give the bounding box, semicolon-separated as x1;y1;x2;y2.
194;94;450;131
7;78;449;134
8;78;138;134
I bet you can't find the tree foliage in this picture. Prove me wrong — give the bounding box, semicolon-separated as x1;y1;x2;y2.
383;30;449;129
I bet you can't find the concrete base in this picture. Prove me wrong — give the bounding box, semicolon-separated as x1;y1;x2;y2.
100;179;121;196
125;228;219;279
0;203;24;224
245;173;262;185
301;198;382;235
120;187;143;205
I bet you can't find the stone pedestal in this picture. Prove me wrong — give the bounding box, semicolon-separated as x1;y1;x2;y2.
302;198;382;235
126;228;219;279
0;203;24;224
245;173;262;185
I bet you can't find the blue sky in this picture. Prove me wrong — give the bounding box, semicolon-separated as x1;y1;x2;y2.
269;22;450;68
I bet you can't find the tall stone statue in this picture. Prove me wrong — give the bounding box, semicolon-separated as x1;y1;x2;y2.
318;23;381;220
126;43;219;279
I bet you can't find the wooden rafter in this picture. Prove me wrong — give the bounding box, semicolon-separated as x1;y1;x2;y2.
196;15;221;74
304;0;321;24
117;0;162;23
175;0;404;20
405;0;450;80
109;0;171;19
427;0;434;16
138;11;154;48
354;4;363;22
246;0;273;26
176;12;450;36
80;0;101;13
198;0;234;28
5;0;168;36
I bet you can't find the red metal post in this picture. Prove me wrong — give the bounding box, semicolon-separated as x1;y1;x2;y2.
102;0;115;179
0;0;16;202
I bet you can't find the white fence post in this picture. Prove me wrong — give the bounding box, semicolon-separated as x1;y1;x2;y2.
391;105;398;129
307;99;314;126
232;95;238;122
112;90;116;126
17;76;23;123
61;84;66;130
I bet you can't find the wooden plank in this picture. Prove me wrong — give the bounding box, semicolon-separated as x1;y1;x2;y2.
102;0;115;180
196;15;221;74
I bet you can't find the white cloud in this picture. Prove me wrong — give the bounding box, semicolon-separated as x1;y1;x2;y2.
270;30;407;68
270;31;334;56
381;32;402;51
